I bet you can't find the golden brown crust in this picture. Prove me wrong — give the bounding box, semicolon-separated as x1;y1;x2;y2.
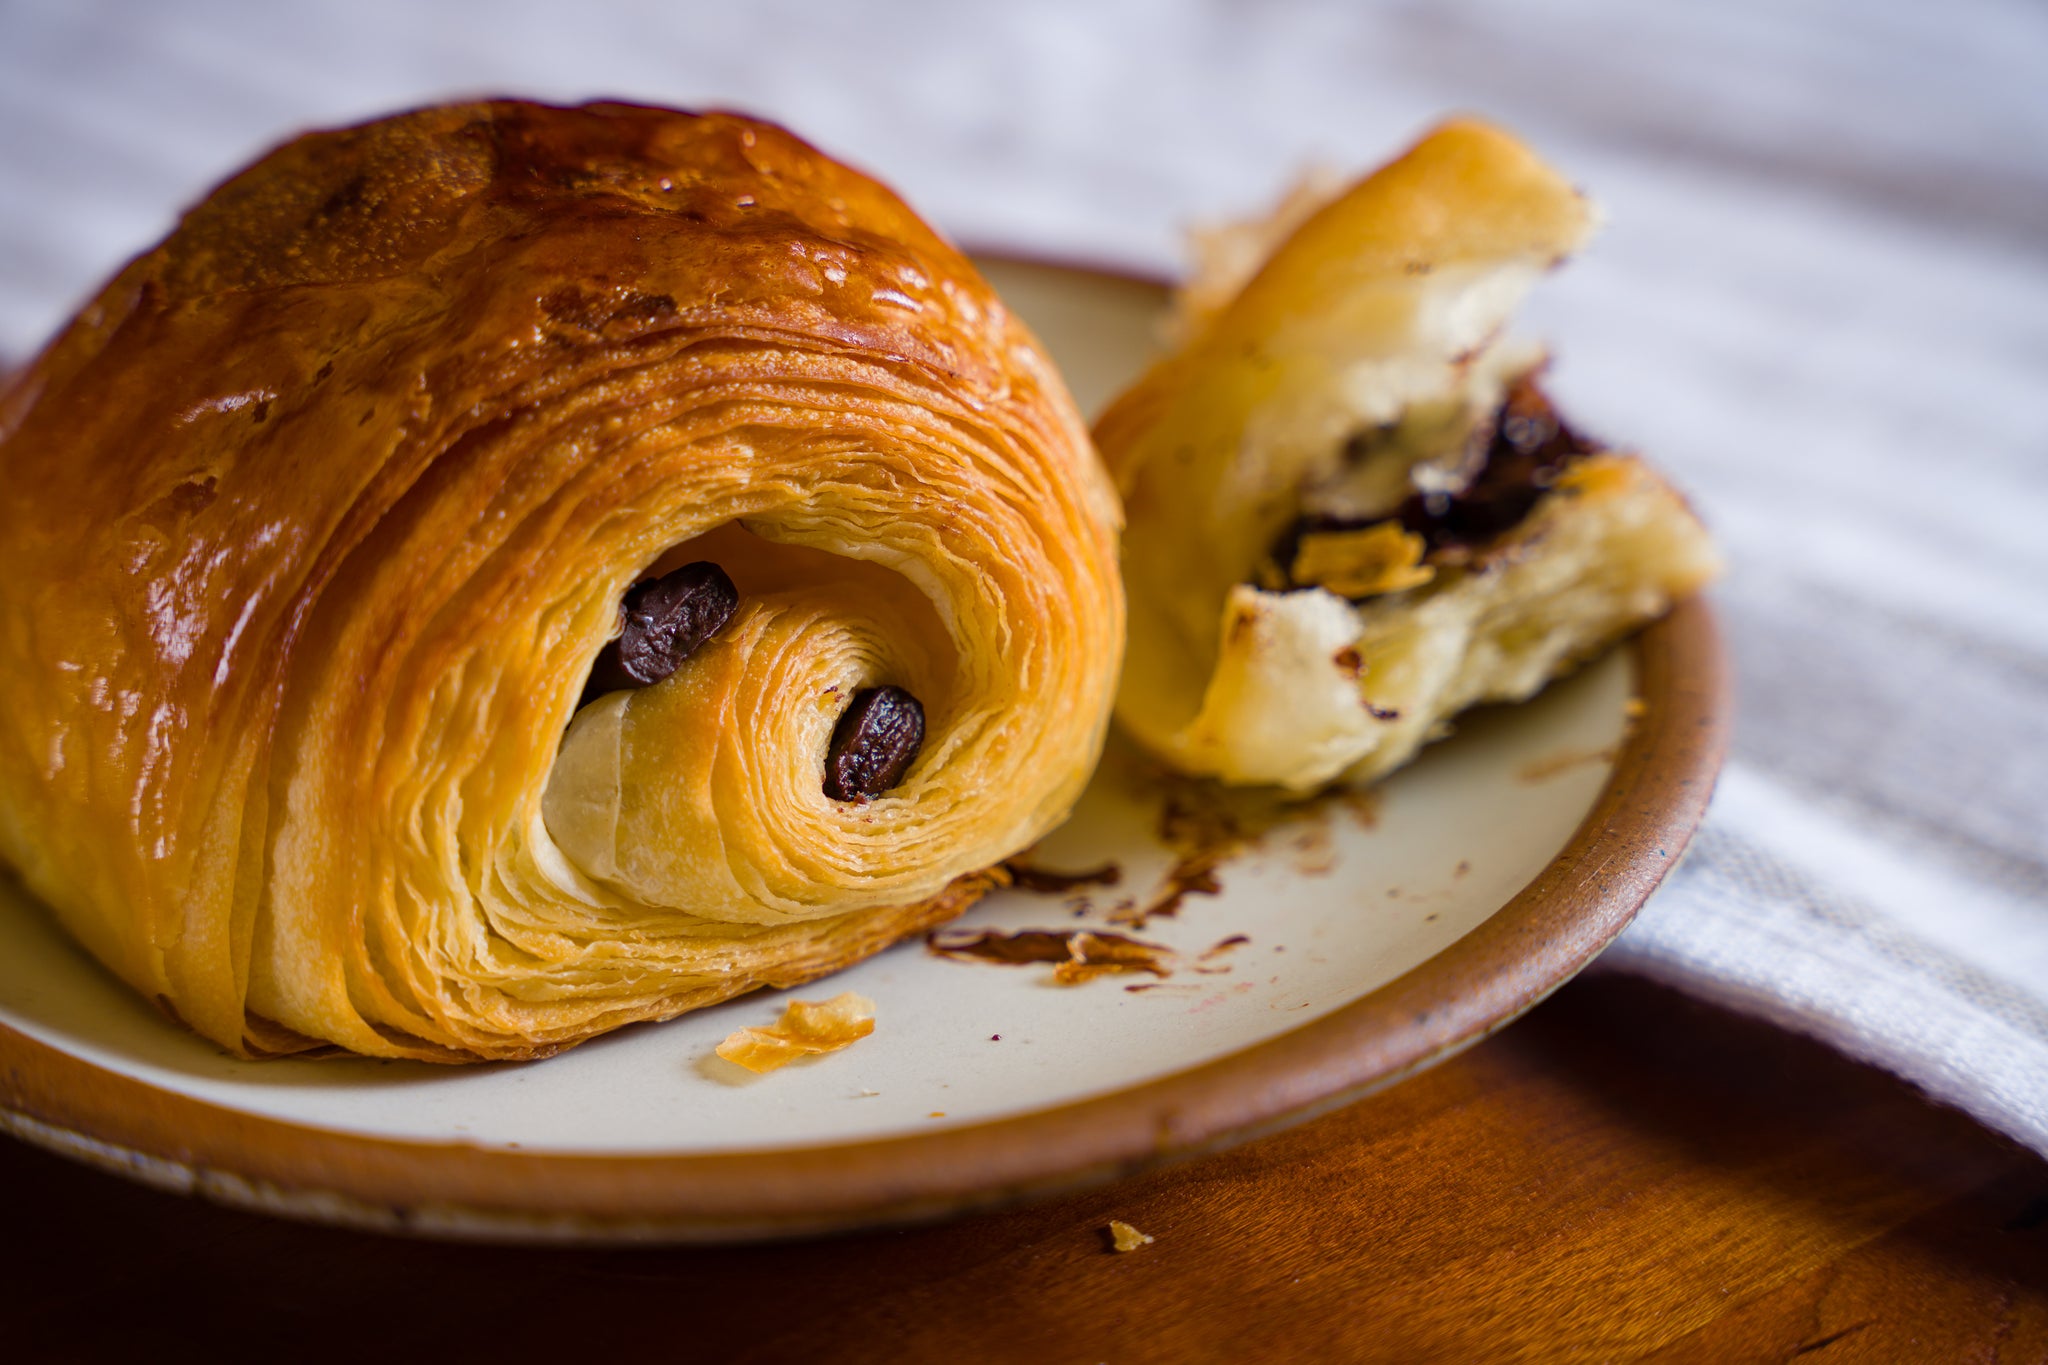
0;101;1121;1061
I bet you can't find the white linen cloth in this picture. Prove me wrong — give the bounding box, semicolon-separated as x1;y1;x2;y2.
1;0;2043;1150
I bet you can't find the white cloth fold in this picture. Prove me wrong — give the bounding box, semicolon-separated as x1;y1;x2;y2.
1;0;2042;1150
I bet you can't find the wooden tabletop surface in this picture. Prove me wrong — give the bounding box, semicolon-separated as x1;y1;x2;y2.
5;971;2042;1363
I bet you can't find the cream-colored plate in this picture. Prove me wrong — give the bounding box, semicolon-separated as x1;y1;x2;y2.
0;257;1727;1241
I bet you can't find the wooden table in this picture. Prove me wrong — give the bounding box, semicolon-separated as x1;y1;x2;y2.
4;972;2041;1362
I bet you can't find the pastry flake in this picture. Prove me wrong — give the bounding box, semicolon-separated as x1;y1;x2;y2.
715;992;877;1074
1289;523;1436;599
1107;1220;1156;1252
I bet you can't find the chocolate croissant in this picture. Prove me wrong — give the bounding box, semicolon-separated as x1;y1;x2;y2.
1100;119;1718;790
0;101;1122;1061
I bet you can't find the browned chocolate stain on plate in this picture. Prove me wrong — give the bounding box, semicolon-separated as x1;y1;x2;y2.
1117;859;1223;928
1003;860;1125;918
926;929;1257;988
1287;823;1337;876
1002;862;1123;895
1003;751;1385;934
926;928;1174;985
1189;934;1252;976
1516;744;1620;783
1106;770;1384;928
1517;696;1645;783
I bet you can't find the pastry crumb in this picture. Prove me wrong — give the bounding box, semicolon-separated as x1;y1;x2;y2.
715;991;875;1074
1291;522;1435;598
1107;1220;1156;1252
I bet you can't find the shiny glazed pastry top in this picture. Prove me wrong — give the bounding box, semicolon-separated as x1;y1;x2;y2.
0;100;1123;1061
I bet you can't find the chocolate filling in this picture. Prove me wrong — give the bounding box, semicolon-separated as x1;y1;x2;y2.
1397;376;1596;554
824;685;925;802
581;560;738;706
1267;376;1597;595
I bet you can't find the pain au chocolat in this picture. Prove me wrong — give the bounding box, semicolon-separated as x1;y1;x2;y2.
0;101;1122;1061
1099;119;1718;790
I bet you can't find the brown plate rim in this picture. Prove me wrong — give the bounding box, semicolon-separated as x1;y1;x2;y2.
0;258;1731;1245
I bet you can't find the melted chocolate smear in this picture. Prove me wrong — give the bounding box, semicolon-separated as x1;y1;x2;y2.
825;686;925;801
582;561;737;704
926;928;1174;982
1144;857;1223;923
1192;932;1253;974
1004;862;1124;895
927;929;1091;965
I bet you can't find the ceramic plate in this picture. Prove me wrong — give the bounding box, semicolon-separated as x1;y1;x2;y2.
0;256;1728;1243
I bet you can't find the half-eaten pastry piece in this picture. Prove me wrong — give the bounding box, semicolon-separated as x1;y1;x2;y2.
1098;118;1720;790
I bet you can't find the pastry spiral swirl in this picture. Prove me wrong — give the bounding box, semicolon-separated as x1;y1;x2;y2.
0;101;1122;1061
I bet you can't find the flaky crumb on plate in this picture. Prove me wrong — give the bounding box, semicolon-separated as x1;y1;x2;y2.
1108;1220;1157;1252
715;991;876;1074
